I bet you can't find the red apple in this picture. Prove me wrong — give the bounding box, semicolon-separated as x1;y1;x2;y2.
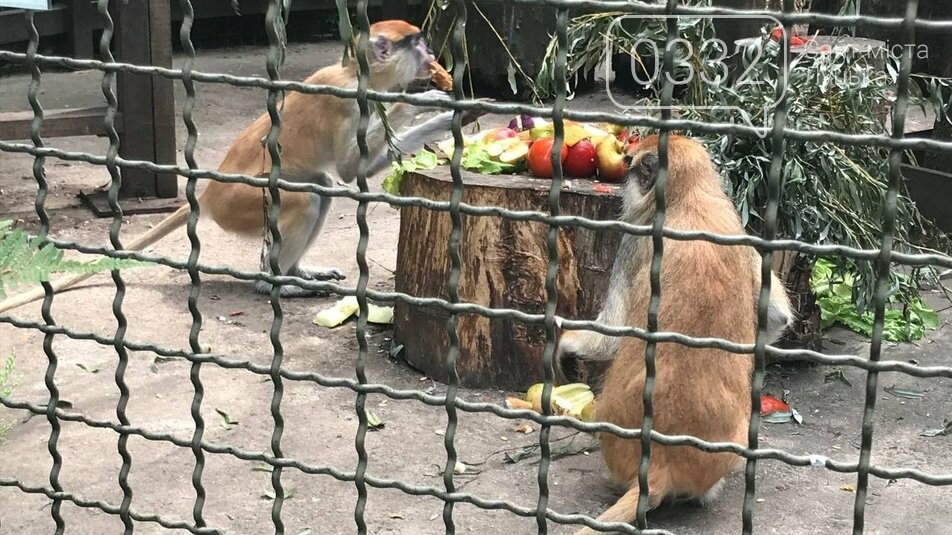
595;137;628;182
563;139;597;178
527;137;568;179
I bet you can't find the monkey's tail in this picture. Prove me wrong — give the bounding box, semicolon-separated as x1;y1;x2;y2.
0;203;192;314
572;486;662;535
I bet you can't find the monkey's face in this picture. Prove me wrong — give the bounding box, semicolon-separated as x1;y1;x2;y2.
370;31;436;86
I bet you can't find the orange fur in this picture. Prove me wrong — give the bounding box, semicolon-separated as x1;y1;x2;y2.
560;135;792;534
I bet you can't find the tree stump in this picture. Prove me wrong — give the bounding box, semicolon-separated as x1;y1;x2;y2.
393;167;624;390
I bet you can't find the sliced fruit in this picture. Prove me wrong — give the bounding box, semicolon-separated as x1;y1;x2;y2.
595;136;628;183
499;142;530;164
313;296;359;328
518;382;595;420
485;126;519;142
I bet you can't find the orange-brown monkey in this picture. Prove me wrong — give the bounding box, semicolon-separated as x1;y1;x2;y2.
0;20;475;312
557;134;793;534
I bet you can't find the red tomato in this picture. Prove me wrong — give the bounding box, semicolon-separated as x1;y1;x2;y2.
527;137;569;179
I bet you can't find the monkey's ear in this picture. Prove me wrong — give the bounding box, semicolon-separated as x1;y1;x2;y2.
630;152;660;191
371;36;392;62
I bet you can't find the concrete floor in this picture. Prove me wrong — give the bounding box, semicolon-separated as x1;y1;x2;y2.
1;40;951;535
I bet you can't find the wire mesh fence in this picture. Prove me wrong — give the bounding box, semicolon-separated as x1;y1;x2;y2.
1;0;951;534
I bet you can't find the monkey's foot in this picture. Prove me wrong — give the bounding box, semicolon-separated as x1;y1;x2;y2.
290;267;347;282
254;280;327;298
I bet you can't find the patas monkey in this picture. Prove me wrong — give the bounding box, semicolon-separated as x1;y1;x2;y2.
0;20;475;312
557;134;793;534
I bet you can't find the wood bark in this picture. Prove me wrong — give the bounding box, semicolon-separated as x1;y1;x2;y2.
394;167;623;390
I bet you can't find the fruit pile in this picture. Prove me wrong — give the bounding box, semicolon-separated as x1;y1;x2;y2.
434;116;640;182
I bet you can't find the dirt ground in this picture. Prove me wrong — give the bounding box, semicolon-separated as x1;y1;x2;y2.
1;41;950;535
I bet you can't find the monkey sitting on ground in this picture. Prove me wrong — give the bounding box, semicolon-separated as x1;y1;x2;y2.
0;20;478;313
556;134;794;534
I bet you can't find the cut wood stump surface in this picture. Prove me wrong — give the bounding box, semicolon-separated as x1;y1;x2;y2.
393;167;624;390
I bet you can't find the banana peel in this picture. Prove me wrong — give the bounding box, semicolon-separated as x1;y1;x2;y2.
313;296;394;327
505;383;595;422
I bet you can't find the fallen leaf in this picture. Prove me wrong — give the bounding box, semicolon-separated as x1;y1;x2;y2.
215;407;239;430
76;363;100;374
504;445;538;464
840;484;854;492
365;409;385;431
919;420;951;437
824;370;852;387
228;310;245;317
884;386;924;399
514;423;534;434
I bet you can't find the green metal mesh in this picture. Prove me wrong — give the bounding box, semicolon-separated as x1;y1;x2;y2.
1;1;951;534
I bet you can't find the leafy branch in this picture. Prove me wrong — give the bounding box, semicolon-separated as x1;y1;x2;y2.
0;220;150;299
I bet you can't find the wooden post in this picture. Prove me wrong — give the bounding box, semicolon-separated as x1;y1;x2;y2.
68;0;96;59
80;0;179;215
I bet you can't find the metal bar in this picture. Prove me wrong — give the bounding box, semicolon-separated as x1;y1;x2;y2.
852;1;920;533
177;0;209;528
535;5;568;534
352;1;372;532
440;1;468;532
23;10;66;535
634;0;679;527
263;0;290;532
742;1;794;532
95;0;136;528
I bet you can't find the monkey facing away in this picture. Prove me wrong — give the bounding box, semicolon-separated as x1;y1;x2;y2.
557;134;793;534
0;20;476;313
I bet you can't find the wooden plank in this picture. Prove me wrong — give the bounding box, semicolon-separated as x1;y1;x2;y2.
0;106;123;140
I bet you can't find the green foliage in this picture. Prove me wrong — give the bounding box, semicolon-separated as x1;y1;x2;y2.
0;220;151;299
810;258;939;342
459;141;519;174
0;350;15;439
0;350;14;399
535;4;716;101
382;141;521;197
533;8;951;324
679;41;951;310
382;149;444;196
